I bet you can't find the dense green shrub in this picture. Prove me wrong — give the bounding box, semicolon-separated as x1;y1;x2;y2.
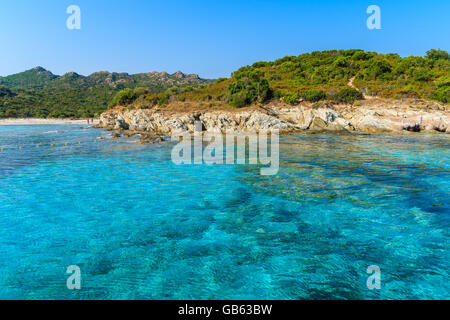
414;68;433;81
333;57;350;68
166;86;180;95
111;86;153;106
436;76;450;88
111;88;137;106
283;93;301;105
330;88;364;103
426;49;450;61
180;86;195;93
227;91;250;108
252;61;270;68
353;51;373;61
303;89;327;102
157;92;171;106
385;53;401;61
4;109;18;117
0;86;15;97
362;59;392;80
432;87;450;103
271;90;281;99
273;56;296;66
133;87;150;97
227;67;272;107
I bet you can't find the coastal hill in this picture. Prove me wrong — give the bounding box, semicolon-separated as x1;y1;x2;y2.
2;49;449;123
0;67;58;88
98;49;450;138
111;49;449;111
0;67;206;90
0;67;212;118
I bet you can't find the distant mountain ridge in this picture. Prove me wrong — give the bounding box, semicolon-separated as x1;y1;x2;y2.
0;67;206;90
0;67;58;89
0;67;212;118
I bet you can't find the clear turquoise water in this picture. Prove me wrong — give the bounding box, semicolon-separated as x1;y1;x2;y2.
0;124;448;300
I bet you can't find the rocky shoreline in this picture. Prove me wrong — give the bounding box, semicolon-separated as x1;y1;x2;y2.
97;98;450;142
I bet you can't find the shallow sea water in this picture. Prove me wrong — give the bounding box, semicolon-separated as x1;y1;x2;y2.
0;125;448;299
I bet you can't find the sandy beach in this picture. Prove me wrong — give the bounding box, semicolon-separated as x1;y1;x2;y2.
0;118;99;125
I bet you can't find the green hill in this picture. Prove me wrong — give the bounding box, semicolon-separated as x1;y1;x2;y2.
0;67;58;89
0;68;212;118
2;49;449;118
131;49;449;110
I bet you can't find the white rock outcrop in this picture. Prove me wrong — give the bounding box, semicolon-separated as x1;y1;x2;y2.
99;101;449;135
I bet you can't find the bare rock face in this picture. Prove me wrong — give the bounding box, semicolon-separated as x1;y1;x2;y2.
334;102;450;133
99;100;449;137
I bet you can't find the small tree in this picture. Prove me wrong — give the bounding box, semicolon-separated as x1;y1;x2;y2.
111;88;137;106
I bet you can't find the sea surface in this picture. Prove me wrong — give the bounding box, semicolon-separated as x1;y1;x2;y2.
0;124;448;299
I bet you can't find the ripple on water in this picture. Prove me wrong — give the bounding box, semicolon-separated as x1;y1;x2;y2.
0;126;449;299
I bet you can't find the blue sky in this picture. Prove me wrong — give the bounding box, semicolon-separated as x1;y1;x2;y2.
0;0;449;78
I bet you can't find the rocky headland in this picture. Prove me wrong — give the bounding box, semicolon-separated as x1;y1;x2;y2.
97;98;450;142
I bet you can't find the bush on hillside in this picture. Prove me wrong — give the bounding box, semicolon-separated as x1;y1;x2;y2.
111;88;138;106
432;87;450;103
430;76;450;103
133;87;150;97
252;61;270;68
227;91;251;108
303;89;327;102
413;68;433;82
157;92;171;106
362;59;392;80
283;93;301;105
111;87;152;106
0;86;15;97
227;67;272;107
330;88;364;103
